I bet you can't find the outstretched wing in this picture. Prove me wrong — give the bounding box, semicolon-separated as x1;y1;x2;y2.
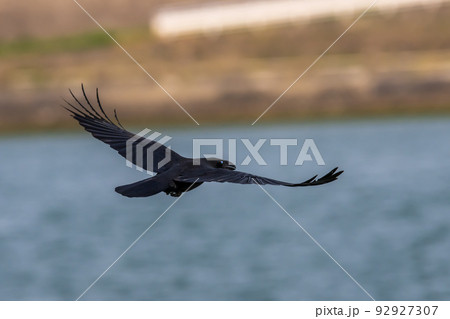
175;167;343;187
64;84;182;173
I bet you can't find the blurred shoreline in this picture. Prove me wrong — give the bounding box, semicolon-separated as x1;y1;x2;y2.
1;112;449;136
1;3;450;132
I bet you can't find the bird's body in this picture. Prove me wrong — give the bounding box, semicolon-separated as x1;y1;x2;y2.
64;85;343;198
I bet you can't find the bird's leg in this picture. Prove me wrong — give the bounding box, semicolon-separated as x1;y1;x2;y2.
165;180;182;197
169;191;182;197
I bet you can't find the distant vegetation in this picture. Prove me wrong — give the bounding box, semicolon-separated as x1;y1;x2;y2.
0;4;449;132
0;31;113;57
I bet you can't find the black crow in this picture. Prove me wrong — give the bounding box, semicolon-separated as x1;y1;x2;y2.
64;85;343;198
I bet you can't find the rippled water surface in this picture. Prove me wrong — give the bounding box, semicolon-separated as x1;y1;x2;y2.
0;118;449;300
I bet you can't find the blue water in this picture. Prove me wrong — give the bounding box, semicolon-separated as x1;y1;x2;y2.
0;118;449;300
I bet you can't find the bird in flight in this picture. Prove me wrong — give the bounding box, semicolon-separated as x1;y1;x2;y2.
64;85;343;198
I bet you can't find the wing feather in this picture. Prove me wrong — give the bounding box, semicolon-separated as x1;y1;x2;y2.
175;167;343;187
64;85;182;173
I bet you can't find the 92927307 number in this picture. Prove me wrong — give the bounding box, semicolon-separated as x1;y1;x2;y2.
375;306;438;316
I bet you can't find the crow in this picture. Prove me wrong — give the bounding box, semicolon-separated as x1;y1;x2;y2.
64;85;343;198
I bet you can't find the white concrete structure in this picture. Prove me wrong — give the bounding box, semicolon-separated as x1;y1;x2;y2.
151;0;448;37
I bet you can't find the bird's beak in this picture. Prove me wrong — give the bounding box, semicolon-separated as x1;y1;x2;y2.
224;163;236;170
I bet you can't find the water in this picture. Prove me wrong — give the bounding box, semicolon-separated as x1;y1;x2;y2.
0;118;449;300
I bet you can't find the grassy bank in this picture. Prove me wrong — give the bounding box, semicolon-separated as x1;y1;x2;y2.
1;5;449;131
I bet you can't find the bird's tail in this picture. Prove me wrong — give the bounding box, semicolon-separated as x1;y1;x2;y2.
115;175;168;198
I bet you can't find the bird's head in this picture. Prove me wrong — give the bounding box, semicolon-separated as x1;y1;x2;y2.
204;157;236;170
